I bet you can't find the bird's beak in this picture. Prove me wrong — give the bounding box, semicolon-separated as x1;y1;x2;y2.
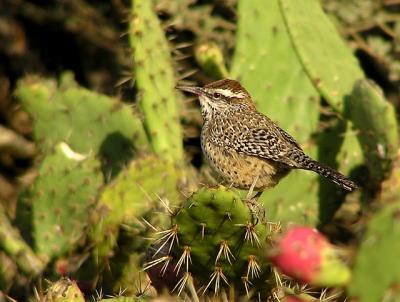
175;85;203;95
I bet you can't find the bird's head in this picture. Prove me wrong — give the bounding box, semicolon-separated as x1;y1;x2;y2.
176;79;255;119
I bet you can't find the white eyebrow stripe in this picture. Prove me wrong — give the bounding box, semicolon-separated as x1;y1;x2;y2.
213;88;247;99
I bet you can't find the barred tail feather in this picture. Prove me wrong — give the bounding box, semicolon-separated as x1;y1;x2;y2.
302;157;358;191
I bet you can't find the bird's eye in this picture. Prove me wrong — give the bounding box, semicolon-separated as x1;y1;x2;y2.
213;92;222;99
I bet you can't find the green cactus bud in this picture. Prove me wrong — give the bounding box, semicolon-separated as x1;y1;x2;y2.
194;42;228;78
45;278;85;302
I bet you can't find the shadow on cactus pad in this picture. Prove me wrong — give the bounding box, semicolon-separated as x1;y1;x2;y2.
99;132;135;181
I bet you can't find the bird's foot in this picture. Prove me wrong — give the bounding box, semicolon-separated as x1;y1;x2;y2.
243;191;265;225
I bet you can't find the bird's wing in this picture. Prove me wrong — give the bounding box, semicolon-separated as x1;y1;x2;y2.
225;113;303;167
276;127;302;150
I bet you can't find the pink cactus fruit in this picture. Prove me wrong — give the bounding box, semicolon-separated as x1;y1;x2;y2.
268;226;351;287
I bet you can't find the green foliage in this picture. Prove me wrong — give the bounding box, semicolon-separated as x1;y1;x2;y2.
17;143;102;263
129;0;183;163
15;73;149;179
151;186;271;295
346;79;399;183
349;201;400;302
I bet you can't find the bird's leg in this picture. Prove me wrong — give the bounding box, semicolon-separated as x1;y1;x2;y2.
244;176;266;224
245;175;258;200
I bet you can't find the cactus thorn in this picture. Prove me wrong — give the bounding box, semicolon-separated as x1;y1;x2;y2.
154;224;179;256
215;240;235;265
174;246;192;275
203;266;229;296
172;272;191;296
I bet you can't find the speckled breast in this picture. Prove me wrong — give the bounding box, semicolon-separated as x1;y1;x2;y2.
201;132;290;191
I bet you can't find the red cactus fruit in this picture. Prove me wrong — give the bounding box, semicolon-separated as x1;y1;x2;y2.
268;227;350;287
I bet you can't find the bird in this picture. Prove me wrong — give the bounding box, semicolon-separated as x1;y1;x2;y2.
176;79;358;196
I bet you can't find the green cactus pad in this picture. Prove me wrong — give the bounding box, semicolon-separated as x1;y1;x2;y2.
0;203;45;276
102;249;145;296
149;186;271;295
231;0;319;143
17;143;102;262
231;0;321;226
91;154;183;262
260;170;319;226
279;0;364;113
0;252;18;292
317;120;363;223
346;79;399;183
349;201;400;302
130;0;183;163
15;73;149;179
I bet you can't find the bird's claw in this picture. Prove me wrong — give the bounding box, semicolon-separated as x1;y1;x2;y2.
244;196;266;225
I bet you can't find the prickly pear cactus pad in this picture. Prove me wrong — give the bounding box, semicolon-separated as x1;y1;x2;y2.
146;186;272;296
260;172;320;226
0;204;45;276
15;73;149;179
17;143;102;263
316;119;364;224
347;79;399;183
129;0;183;163
91;154;183;262
231;0;321;227
349;201;400;302
231;0;319;144
278;0;364;113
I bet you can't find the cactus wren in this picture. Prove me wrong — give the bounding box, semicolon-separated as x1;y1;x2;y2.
177;79;357;193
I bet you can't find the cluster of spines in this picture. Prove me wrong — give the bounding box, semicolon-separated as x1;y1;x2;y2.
144;186;276;296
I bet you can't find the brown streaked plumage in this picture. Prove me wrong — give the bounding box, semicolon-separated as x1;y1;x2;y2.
177;79;358;192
